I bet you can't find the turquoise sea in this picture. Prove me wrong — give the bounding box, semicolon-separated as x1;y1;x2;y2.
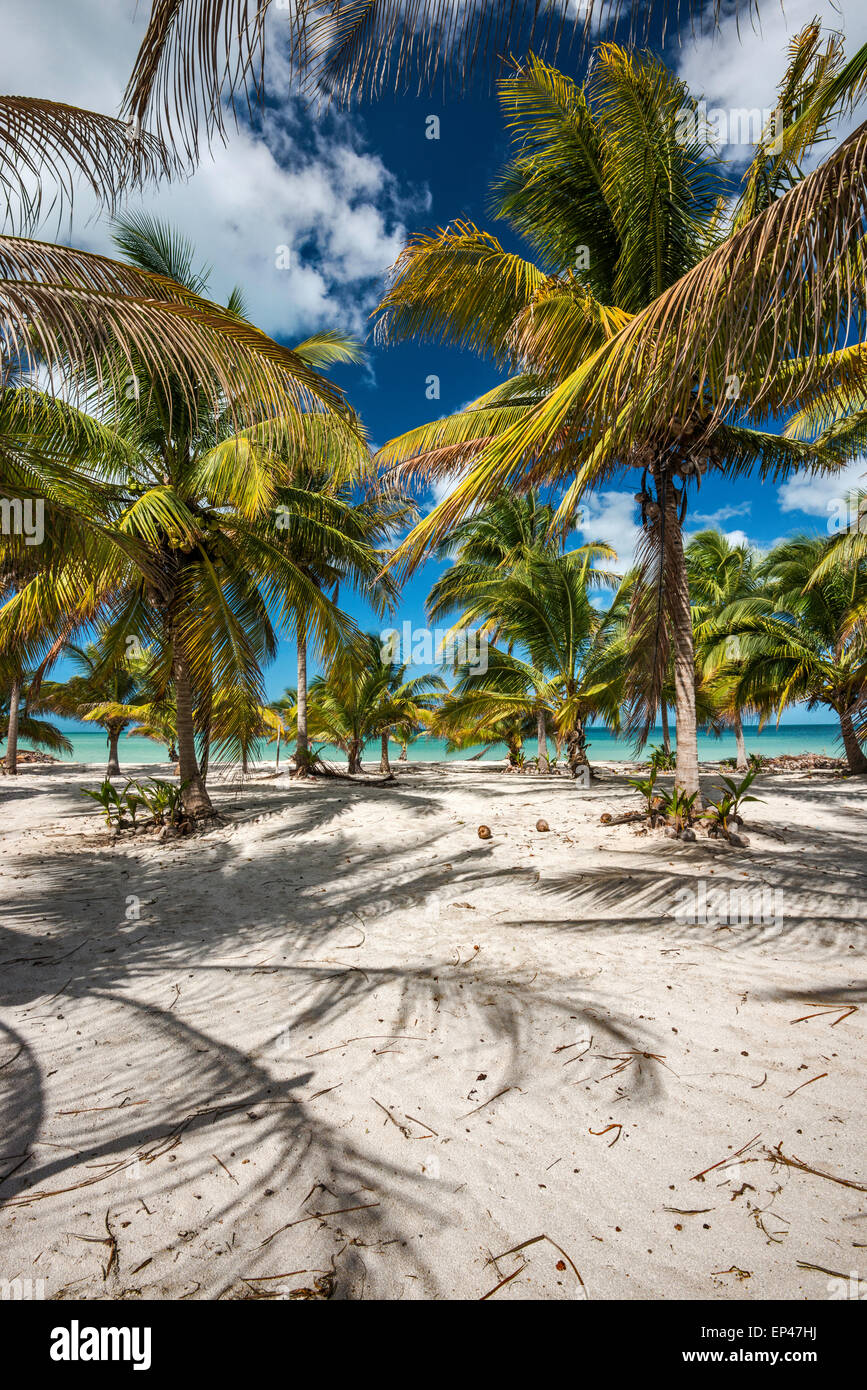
13;723;846;768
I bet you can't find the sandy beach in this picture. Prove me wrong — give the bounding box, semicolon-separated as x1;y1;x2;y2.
0;759;865;1301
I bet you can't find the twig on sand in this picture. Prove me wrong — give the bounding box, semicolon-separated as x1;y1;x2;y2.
784;1072;828;1099
790;1003;858;1027
404;1113;438;1137
372;1097;413;1137
796;1260;855;1280
259;1202;380;1248
213;1154;239;1185
691;1132;762;1182
460;1086;513;1119
766;1143;867;1192
481;1234;586;1300
589;1124;622;1147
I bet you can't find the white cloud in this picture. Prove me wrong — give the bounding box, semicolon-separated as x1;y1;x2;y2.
675;0;867;164
578;489;641;572
691;501;751;525
4;1;424;341
722;528;751;549
778;458;867;520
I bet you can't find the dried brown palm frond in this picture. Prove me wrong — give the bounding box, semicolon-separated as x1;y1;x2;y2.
0;96;180;231
0;236;352;437
124;0;760;157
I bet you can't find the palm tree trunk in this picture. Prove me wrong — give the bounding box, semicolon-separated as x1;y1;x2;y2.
506;728;523;768
565;723;590;776
106;724;121;778
172;630;213;816
661;701;671;754
296;615;309;769
536;707;548;773
348;737;362;773
660;475;702;805
4;677;20;775
379;731;391;774
839;707;867;774
733;709;747;771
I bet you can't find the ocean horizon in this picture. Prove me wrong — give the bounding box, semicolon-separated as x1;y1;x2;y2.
11;723;846;768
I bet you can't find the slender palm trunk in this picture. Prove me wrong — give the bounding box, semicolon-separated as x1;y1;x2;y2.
398;739;408;761
172;631;212;816
379;731;391;774
348;737;362;774
839;707;867;774
733;709;747;771
536;707;548;773
106;724;121;778
565;723;590;776
661;701;671;754
660;473;702;804
296;615;309;770
506;728;523;768
4;677;20;774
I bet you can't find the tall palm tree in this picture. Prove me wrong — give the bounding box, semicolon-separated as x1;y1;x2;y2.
716;535;867;774
373;31;866;803
0;217;366;816
36;638;152;776
686;530;762;770
306;633;444;773
427;490;616;635
434;553;621;775
1;659;72;765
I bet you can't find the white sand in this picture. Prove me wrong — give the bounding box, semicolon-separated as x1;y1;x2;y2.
0;758;865;1301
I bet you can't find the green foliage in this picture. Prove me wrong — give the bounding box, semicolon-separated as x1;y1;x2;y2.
80;776;188;830
80;779;127;828
658;784;700;831
648;743;676;771
713;768;763;818
628;767;658;815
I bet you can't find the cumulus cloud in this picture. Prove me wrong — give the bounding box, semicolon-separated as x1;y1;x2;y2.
577;490;641;573
675;0;867;165
4;1;425;340
778;458;867;523
690;501;751;526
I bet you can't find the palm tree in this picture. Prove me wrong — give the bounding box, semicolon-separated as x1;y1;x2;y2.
373;31;866;804
686;530;762;770
36;638;151;776
272;442;413;776
434;553;621;776
427;491;616;634
716;535;867;774
0;217;366;817
307;633;444;774
1;661;72;765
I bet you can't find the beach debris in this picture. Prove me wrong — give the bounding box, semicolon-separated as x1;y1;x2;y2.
691;1132;762;1182
790;1002;858;1027
783;1072;828;1099
288;1272;335;1300
536;819;549;832
481;1234;586;1300
765;1144;867;1192
600;810;644;826
477;825;492;839
460;1086;514;1119
589;1123;622;1146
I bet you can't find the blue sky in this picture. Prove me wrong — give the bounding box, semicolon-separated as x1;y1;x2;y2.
9;0;867;725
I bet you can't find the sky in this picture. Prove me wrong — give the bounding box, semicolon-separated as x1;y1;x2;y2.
7;0;867;724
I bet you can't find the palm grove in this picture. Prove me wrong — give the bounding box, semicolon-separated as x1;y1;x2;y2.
4;12;867;807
